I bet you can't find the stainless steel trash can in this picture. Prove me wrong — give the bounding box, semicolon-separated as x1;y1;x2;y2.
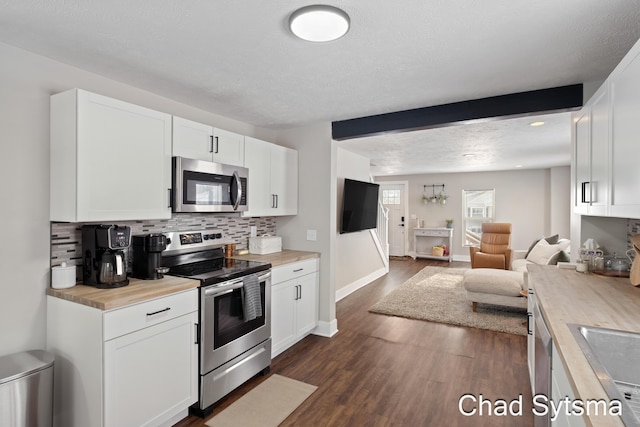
0;350;54;427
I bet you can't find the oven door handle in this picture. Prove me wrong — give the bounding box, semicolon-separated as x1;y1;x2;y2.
204;271;271;297
204;279;244;296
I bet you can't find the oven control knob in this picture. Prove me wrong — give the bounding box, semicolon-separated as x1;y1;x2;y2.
215;233;222;239
208;234;216;240
203;235;209;240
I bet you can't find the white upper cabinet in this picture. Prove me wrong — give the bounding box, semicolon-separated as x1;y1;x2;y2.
573;107;591;215
50;89;172;222
588;85;610;216
172;116;244;166
609;44;640;219
243;136;298;217
572;36;640;220
573;84;609;216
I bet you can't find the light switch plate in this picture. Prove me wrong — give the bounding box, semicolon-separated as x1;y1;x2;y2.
306;229;317;241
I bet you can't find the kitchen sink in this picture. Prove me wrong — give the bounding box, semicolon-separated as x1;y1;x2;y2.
569;323;640;426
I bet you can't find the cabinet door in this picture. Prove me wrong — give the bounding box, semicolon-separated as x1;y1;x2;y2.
104;311;198;427
77;90;172;221
610;47;640;218
296;273;318;337
213;128;245;166
573;108;590;215
589;86;609;216
270;145;298;216
271;280;297;358
243;136;272;217
172;116;214;162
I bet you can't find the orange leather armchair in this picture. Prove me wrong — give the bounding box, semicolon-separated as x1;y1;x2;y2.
469;223;513;269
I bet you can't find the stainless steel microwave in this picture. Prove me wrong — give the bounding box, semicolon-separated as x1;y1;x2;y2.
172;157;248;213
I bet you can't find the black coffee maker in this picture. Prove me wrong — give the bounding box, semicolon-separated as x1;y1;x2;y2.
82;225;131;288
131;234;168;280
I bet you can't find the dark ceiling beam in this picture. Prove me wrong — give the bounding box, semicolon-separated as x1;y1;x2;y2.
331;84;583;141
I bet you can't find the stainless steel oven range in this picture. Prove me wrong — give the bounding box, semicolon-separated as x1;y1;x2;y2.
161;229;272;417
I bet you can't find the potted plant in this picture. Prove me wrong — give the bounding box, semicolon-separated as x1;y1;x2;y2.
437;192;448;206
446;219;454;229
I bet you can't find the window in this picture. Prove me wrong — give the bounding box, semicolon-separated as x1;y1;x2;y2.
462;189;495;246
382;189;400;205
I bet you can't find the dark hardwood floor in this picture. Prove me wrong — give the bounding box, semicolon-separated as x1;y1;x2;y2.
175;258;534;427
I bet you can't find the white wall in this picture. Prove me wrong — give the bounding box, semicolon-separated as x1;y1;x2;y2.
0;41;278;356
275;123;338;337
335;148;386;295
376;167;571;259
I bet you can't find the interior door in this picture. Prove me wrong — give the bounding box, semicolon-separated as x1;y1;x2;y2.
381;184;406;257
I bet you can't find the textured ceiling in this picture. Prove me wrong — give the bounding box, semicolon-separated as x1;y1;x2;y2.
1;0;639;173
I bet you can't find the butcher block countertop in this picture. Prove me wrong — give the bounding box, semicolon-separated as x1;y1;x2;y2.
529;264;640;427
46;275;200;311
232;249;319;268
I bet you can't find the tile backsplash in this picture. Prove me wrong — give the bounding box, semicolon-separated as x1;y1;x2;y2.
51;213;276;276
629;219;640;259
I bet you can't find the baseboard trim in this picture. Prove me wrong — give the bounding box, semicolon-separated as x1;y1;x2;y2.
335;266;388;302
453;254;471;262
313;319;339;338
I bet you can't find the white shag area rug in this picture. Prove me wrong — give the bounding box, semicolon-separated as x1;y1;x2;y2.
369;266;527;336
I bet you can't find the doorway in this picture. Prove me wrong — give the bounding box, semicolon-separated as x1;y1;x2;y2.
379;182;409;257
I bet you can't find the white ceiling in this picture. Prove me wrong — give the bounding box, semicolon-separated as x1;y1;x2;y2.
1;1;639;174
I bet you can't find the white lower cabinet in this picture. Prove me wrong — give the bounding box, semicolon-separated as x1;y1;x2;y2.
271;258;319;358
551;342;586;427
47;289;198;427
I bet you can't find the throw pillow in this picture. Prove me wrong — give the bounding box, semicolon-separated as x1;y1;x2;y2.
526;239;571;265
525;234;559;258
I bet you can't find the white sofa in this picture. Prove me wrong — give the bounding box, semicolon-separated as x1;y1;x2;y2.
463;237;570;311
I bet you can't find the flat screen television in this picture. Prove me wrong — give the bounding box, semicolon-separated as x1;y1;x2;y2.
340;178;380;234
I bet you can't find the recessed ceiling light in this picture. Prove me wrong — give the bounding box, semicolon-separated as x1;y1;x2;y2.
462;153;476;158
515;164;523;168
289;5;350;42
529;121;545;127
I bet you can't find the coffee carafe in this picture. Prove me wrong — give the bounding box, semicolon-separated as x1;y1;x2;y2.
82;224;131;288
131;234;168;280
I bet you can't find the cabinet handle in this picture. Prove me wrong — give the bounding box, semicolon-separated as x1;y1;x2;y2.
275;194;279;208
581;181;592;203
527;313;532;336
146;307;171;316
214;136;219;153
209;135;214;153
194;323;200;345
298;284;302;300
272;194;276;208
168;188;173;209
293;268;304;273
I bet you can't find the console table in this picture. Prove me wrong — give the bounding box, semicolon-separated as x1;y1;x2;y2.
413;227;453;262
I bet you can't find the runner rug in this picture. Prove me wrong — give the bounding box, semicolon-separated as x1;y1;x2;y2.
369;266;527;336
205;374;317;427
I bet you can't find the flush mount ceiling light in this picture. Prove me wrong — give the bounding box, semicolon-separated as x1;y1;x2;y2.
529;121;545;127
289;5;350;42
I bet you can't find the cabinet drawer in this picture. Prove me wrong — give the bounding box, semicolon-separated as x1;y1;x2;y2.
415;229;449;237
272;258;318;284
104;289;198;341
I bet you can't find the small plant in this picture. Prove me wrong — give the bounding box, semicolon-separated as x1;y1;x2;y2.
446;219;454;228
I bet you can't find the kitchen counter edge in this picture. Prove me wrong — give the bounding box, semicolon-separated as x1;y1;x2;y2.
46;275;200;311
231;249;319;267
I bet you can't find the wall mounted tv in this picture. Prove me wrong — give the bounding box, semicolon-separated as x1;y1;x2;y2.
340;178;380;234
